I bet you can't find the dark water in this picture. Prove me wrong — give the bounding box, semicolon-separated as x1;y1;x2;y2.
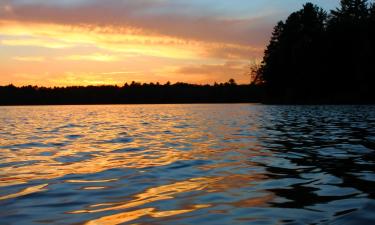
0;104;374;225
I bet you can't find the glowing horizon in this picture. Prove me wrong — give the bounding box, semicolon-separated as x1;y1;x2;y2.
0;0;338;87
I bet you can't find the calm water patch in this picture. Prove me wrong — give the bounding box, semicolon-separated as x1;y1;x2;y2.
0;104;374;225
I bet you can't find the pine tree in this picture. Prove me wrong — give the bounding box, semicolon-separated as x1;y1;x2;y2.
260;21;284;86
258;3;326;101
331;0;369;22
255;0;375;103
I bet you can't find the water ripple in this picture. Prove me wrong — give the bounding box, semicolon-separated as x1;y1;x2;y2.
0;104;374;224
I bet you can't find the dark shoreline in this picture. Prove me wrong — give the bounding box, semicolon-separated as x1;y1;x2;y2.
0;101;260;107
0;83;263;106
2;84;374;106
2;102;375;107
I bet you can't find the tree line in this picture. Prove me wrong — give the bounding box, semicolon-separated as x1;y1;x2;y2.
0;80;262;105
253;0;375;103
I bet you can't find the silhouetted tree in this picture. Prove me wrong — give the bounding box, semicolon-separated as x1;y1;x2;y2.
258;3;327;102
326;0;371;96
228;78;237;86
256;0;375;103
250;63;263;85
331;0;369;22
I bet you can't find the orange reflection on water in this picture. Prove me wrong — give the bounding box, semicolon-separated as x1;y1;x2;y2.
230;194;273;208
70;177;219;214
0;147;193;187
65;179;118;183
0;104;265;191
0;130;227;188
207;174;267;192
73;177;217;225
151;204;211;218
85;204;211;225
0;183;48;201
82;186;107;190
0;105;272;225
72;172;271;224
85;208;155;225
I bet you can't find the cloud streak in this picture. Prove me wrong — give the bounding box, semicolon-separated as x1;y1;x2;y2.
176;61;250;84
0;0;338;86
12;56;44;62
0;0;273;46
58;53;121;62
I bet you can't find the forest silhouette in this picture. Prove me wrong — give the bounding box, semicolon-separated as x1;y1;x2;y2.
0;81;261;105
253;0;375;103
1;0;374;105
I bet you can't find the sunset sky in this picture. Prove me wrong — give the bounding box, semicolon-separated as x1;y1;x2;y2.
0;0;338;86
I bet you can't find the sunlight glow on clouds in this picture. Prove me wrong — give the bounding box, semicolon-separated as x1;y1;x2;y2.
12;56;44;62
0;0;338;86
58;54;121;62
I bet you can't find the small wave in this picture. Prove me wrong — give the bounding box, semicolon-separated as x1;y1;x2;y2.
0;183;48;201
100;137;134;144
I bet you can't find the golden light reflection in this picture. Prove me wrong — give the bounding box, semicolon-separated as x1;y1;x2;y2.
0;104;272;225
85;208;155;225
82;186;107;190
85;205;211;225
68;177;217;224
0;105;276;225
70;177;218;214
0;147;190;187
0;183;48;201
230;194;273;208
65;179;118;183
0;134;266;188
151;205;211;218
0;130;226;188
72;173;270;224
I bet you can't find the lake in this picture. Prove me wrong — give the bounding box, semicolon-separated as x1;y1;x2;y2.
0;104;374;225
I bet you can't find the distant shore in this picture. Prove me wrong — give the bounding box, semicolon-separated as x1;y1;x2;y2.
0;82;263;106
2;82;375;106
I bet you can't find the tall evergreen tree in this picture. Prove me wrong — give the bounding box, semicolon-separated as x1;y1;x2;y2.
331;0;369;22
258;3;326;102
259;21;284;87
326;0;371;96
256;0;375;103
367;2;375;94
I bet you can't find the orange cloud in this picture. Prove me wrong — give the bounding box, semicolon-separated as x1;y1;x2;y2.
0;0;269;86
176;61;250;84
0;20;205;59
1;38;73;49
0;19;260;60
12;56;45;62
58;53;121;62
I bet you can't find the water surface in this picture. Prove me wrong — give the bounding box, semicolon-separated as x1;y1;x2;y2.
0;104;374;224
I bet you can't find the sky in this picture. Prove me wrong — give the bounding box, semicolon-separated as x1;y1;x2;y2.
0;0;338;86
